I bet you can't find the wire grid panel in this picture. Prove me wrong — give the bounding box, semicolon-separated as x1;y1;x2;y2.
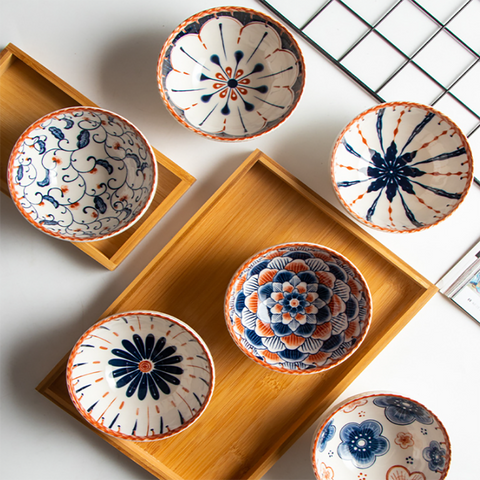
258;0;480;184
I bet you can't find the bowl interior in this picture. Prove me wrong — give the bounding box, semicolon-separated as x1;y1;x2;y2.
225;243;371;374
159;7;305;140
332;103;473;232
67;312;214;441
313;393;451;479
8;107;157;241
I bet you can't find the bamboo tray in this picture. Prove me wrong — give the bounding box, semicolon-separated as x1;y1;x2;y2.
0;43;195;270
37;150;437;480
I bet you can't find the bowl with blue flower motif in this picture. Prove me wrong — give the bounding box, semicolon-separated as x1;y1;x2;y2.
331;101;474;233
312;393;451;480
7;106;157;241
66;311;215;441
224;243;372;374
157;6;305;141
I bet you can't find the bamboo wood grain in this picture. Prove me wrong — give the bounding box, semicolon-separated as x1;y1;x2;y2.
37;150;437;480
0;43;195;270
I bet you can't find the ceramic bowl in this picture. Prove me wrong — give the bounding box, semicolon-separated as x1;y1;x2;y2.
7;106;157;242
312;393;451;480
67;311;215;441
331;102;473;233
224;243;372;374
157;6;305;141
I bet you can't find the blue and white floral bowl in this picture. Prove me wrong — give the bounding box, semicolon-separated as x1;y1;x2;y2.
7;107;157;242
312;393;451;480
67;311;215;441
224;243;372;374
331;102;473;233
157;6;305;141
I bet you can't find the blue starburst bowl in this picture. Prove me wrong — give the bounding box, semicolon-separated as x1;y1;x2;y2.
312;393;451;480
67;311;215;441
331;102;474;233
157;6;305;141
224;243;372;374
7;107;157;242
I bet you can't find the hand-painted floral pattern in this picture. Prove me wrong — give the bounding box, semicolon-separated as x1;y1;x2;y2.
317;462;335;480
343;398;368;413
109;333;183;401
423;441;447;472
332;102;473;232
226;244;371;373
394;432;414;449
317;420;336;453
159;7;305;140
8;107;156;241
337;419;390;468
373;396;433;425
386;465;426;480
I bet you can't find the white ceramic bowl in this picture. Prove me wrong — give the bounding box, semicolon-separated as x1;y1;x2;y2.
331;102;473;233
7;107;157;241
312;393;451;479
158;6;305;141
67;311;215;441
225;243;372;374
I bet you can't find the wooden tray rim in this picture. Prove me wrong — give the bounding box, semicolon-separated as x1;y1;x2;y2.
36;149;438;480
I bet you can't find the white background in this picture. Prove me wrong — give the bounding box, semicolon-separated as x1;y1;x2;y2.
0;1;479;479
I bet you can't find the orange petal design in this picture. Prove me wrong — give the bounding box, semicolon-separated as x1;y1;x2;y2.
347;277;363;298
258;268;278;285
271;292;284;302
285;259;309;273
234;317;244;336
256;321;275;337
312;322;332;340
329;294;346;316
280;333;305;348
297;283;307;294
306;351;330;365
235;275;247;293
386;465;426;480
245;292;258;313
316;271;336;288
272;303;283;314
261;350;281;363
313;251;333;262
345;318;361;341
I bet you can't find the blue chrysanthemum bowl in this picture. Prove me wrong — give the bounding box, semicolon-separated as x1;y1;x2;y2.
331;102;474;233
157;6;305;141
67;311;215;441
312;393;451;480
7;107;157;242
224;243;372;374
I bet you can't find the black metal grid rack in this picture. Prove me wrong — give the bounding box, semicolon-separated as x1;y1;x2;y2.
258;0;480;185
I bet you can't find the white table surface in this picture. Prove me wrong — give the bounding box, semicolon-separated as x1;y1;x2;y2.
1;1;479;479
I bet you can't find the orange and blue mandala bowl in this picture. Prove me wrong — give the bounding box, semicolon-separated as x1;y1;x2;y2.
224;243;372;374
331;102;473;233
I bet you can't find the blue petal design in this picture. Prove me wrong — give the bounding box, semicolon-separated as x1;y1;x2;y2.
77;129;90;149
43;195;59;208
94;196;107;214
95;159;113;174
37;169;50;187
49;126;65;140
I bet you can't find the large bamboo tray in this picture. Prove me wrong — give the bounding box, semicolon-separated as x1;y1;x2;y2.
37;150;437;480
0;43;195;270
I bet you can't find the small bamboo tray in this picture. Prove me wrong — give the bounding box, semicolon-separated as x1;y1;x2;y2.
37;150;437;480
0;43;195;270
